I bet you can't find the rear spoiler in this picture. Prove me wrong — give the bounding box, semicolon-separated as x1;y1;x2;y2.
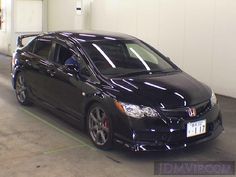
17;33;40;48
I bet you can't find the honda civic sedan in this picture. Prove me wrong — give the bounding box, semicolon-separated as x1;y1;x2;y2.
11;31;223;151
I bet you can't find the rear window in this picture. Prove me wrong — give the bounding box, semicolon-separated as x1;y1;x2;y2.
33;38;52;59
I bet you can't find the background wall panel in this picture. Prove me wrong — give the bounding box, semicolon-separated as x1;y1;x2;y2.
47;0;92;31
14;0;43;32
158;0;185;68
136;0;159;49
212;0;236;97
183;0;214;85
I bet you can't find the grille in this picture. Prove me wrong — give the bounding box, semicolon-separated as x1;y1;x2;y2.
161;100;211;119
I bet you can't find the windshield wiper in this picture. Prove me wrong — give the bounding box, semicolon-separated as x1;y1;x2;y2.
115;70;159;77
113;69;179;77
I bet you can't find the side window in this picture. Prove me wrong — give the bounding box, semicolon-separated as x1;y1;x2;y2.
54;44;73;65
53;43;93;78
33;38;52;59
26;40;35;53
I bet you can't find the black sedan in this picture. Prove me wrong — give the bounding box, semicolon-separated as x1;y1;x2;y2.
11;31;223;151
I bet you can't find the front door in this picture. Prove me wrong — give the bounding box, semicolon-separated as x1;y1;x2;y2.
45;42;84;118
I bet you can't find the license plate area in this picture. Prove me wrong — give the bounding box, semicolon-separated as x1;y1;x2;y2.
187;119;206;138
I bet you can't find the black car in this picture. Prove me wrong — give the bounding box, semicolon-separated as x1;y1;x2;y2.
11;31;223;151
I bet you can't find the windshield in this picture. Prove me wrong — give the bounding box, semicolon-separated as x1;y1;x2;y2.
81;40;177;76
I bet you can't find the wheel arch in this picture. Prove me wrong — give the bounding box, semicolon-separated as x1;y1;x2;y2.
83;94;114;130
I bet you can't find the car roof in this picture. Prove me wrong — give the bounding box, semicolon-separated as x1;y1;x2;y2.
47;30;137;43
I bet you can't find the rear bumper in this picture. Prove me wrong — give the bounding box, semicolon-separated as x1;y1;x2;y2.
113;104;223;151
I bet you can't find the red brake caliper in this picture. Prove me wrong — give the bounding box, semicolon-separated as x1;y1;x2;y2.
103;117;109;129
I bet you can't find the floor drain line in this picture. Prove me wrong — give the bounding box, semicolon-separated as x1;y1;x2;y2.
20;107;96;151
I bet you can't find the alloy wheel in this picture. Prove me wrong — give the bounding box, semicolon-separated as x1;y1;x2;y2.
88;106;110;146
15;74;27;103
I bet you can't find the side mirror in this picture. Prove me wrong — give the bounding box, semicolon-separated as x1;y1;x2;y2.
80;67;91;78
64;64;91;80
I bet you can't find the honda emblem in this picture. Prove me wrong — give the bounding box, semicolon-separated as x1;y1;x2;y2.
187;107;197;117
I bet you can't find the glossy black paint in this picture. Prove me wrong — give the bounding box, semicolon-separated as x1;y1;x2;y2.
11;31;223;151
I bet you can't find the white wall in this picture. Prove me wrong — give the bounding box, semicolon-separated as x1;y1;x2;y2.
0;0;92;54
90;0;236;98
14;0;43;32
0;0;45;55
11;0;45;52
0;0;12;55
47;0;92;31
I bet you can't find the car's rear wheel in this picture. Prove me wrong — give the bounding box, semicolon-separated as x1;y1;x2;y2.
15;73;31;105
87;104;113;150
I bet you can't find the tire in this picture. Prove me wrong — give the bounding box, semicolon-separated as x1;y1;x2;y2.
15;73;31;106
87;103;113;150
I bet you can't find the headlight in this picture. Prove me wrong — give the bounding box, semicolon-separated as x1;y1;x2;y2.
115;101;160;119
211;90;217;106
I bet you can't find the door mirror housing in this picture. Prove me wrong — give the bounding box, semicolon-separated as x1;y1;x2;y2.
80;67;91;78
64;55;91;79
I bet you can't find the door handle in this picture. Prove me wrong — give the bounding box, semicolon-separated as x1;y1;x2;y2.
25;59;31;66
47;68;56;77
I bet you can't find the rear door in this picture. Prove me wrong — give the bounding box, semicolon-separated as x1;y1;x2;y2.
23;36;54;103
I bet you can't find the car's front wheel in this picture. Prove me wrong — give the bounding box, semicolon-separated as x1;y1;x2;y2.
15;73;31;105
87;104;113;150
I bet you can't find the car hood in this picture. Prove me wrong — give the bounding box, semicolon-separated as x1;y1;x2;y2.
103;71;212;109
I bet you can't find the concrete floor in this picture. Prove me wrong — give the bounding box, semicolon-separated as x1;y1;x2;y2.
0;54;235;177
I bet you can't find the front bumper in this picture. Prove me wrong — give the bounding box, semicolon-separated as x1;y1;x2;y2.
113;104;223;151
